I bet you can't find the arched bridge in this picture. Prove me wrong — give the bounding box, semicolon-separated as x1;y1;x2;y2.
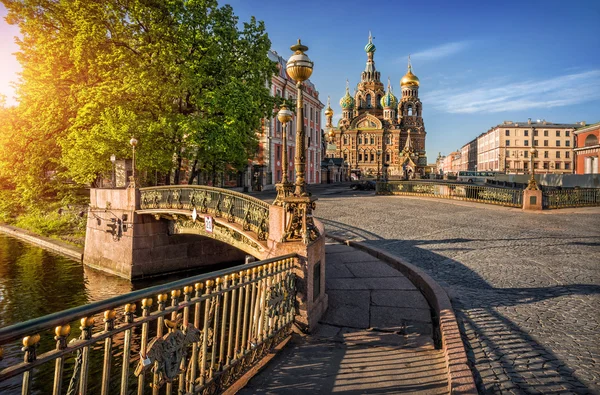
138;186;271;259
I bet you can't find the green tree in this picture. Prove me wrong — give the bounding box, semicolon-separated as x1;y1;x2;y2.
1;0;278;210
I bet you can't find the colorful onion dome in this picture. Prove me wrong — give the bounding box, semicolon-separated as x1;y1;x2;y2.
339;80;355;109
364;31;376;53
380;78;398;108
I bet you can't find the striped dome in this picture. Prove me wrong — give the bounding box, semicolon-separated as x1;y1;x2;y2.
380;90;397;108
340;90;355;109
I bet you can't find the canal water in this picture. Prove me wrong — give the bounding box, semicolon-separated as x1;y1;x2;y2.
0;233;241;394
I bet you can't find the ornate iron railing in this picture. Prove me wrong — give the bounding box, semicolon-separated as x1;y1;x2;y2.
543;188;600;209
139;186;270;240
377;181;523;207
0;254;297;395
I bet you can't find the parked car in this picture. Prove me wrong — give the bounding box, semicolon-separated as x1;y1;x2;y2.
350;180;376;191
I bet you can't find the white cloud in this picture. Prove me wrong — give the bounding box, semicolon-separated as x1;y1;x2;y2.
423;70;600;114
409;41;471;62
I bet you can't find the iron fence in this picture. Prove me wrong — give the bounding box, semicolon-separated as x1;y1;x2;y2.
139;186;270;240
377;181;523;207
0;254;297;395
543;188;600;209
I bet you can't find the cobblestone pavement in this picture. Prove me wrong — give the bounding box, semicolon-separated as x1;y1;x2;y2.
312;191;600;394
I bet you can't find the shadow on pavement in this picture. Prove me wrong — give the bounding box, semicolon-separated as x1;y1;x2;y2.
320;217;599;394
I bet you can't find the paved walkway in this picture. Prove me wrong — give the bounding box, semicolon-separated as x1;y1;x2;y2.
241;241;449;394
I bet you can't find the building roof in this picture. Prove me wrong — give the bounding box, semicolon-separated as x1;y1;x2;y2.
493;120;580;129
321;158;345;167
574;121;600;134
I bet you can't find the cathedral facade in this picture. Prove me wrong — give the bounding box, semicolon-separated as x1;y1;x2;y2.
325;34;427;179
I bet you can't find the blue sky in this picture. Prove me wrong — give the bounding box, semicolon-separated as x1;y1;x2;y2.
2;0;599;158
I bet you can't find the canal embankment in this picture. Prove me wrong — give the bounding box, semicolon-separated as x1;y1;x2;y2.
0;224;83;261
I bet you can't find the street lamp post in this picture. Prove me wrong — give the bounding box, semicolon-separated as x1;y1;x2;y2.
110;154;116;188
526;146;539;190
273;105;294;205
376;149;382;181
129;136;138;188
281;39;319;244
286;39;313;197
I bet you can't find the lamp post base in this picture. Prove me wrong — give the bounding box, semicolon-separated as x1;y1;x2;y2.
281;195;319;244
273;182;294;206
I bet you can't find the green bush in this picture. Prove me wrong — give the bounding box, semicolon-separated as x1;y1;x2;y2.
15;209;86;238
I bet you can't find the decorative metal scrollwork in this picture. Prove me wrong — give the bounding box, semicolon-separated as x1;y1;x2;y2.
199;191;211;213
141;191;162;209
223;196;235;222
134;315;201;389
215;194;223;217
282;198;318;244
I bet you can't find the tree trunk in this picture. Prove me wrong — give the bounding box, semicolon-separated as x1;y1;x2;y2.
187;157;198;185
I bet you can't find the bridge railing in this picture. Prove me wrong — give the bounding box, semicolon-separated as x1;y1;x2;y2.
542;188;600;209
140;186;270;240
377;181;523;207
0;254;297;395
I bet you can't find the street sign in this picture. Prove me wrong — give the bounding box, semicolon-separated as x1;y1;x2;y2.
205;216;213;233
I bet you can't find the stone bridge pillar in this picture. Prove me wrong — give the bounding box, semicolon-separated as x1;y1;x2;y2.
267;203;328;333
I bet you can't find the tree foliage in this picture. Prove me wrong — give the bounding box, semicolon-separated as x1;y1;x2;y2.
0;0;277;211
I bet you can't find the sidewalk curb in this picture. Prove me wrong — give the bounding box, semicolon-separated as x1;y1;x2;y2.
0;224;83;261
327;234;477;395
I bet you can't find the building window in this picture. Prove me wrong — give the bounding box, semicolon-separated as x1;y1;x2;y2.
566;131;570;137
544;130;549;137
556;151;561;158
524;162;529;170
544;140;548;147
524;151;529;158
506;150;510;157
544;151;549;158
370;137;374;144
343;136;348;145
358;153;363;161
506;140;510;146
276;145;281;161
556;130;560;137
556;140;560;147
565;151;570;158
543;162;549;170
565;140;570;147
358;136;362;144
524;140;529;146
556;162;561;170
370;153;374;161
366;94;372;108
505;130;510;136
524;130;529;136
533;162;538;169
533;140;538;146
565;162;570;170
534;129;538;136
386;153;390;162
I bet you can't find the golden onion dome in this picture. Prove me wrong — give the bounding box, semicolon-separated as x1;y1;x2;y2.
324;96;333;117
401;57;420;87
401;69;420;87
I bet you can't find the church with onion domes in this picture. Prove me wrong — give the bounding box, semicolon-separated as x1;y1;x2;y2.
324;33;427;179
